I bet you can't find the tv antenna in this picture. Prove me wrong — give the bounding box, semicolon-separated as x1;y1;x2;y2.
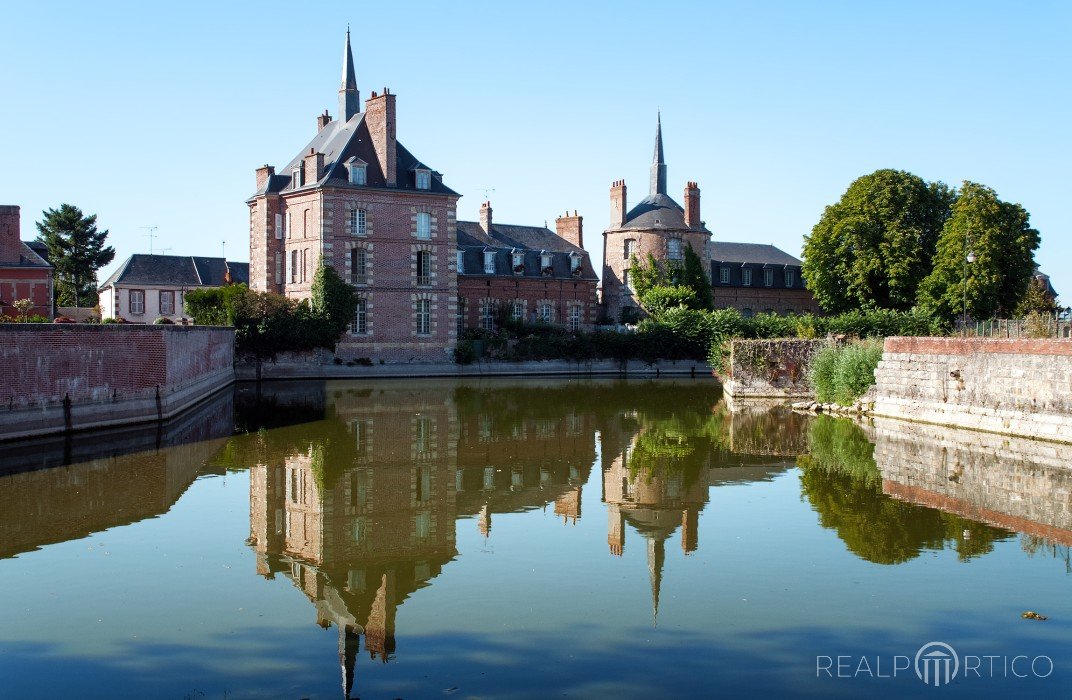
141;226;159;254
480;187;496;201
221;240;226;259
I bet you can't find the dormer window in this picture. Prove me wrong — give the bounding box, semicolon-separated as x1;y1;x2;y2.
291;167;301;188
415;169;431;190
570;252;582;275
541;252;553;276
511;250;524;274
483;250;496;274
785;269;795;287
457;250;465;273
347;157;367;185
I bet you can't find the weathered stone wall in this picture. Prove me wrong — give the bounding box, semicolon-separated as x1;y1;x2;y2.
871;416;1072;545
871;337;1072;443
0;324;234;440
723;338;827;398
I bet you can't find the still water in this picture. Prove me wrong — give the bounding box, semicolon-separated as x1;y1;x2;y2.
0;378;1069;699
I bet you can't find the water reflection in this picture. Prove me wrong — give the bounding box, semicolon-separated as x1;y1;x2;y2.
233;379;800;697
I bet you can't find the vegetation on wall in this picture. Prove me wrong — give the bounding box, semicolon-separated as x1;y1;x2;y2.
808;339;884;405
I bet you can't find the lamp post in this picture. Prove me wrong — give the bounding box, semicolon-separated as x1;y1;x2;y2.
962;237;976;337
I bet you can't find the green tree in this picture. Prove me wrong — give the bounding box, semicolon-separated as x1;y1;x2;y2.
310;258;359;340
630;244;712;314
802;169;954;312
1015;280;1058;317
680;243;713;310
35;204;115;307
917;182;1040;321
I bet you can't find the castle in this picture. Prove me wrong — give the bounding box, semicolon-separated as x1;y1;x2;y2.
248;31;598;362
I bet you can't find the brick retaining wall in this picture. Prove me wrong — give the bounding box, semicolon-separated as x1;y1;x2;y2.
723;338;827;399
871;336;1072;442
0;324;235;440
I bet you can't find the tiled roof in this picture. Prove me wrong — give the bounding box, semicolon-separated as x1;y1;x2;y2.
617;193;690;231
456;221;597;280
99;255;249;290
710;243;802;267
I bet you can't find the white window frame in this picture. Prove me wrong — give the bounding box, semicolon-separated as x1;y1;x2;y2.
351;297;368;334
719;266;729;284
416;299;431;335
275;253;282;285
538;302;553;323
417;250;432;286
416;212;431;239
286;212;291;239
350;208;367;236
159;290;175;316
623;239;636;260
512;300;524;321
415;169;431;190
785;269;795;288
623;269;632;291
743;268;752;287
290;250;298;283
570;253;581;273
764;268;774;287
567;304;582;331
351;248;368;285
512;251;524;273
275;213;283;240
456;250;465;273
349;164;366;185
668;238;683;261
481;302;496;330
483;251;496;274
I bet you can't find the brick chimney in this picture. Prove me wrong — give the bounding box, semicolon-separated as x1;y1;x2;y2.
255;164;275;191
316;110;333;132
365;89;397;187
0;205;20;263
555;210;583;248
480;201;493;234
609;180;627;229
303;148;325;184
684;181;700;228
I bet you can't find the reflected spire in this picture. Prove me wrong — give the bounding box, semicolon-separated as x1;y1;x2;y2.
647;537;665;627
339;624;360;699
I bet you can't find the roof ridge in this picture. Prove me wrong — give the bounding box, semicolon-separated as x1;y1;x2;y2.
191;256;203;285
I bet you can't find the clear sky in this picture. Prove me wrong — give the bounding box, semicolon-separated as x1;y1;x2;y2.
2;1;1068;300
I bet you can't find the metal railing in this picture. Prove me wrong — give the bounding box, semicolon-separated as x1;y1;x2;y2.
957;316;1072;339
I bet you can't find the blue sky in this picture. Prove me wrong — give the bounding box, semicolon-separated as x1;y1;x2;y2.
2;1;1068;299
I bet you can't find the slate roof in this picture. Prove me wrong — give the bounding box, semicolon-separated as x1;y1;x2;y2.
709;243;803;267
249;113;457;200
25;241;51;266
456;221;598;280
99;255;250;290
616;193;690;231
0;242;52;269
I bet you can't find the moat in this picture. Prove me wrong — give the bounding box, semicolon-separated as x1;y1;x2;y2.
0;378;1069;699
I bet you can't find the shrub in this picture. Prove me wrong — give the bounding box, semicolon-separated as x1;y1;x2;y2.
640;285;697;316
810;339;884;405
153;317;174;325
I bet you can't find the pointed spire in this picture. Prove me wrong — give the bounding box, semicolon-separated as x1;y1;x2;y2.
339;27;360;122
647;537;665;627
650;112;667;196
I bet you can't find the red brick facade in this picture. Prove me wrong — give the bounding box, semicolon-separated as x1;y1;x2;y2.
0;205;53;318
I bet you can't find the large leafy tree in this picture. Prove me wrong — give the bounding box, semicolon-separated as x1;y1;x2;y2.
802;169;954;313
35;204;115;307
916;182;1040;321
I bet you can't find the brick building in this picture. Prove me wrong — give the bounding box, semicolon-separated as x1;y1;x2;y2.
0;205;53;318
99;254;248;322
602;118;818;321
247;30;596;362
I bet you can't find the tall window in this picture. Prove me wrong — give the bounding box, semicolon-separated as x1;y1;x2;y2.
538;301;553;323
275;252;282;284
349;208;367;236
623;239;636;260
541;252;553;271
456;250;465;273
302;209;308;239
129;290;145;315
349;164;366;185
415;169;431;190
742;268;752;286
785;269;795;287
417;250;432;285
286;212;292;239
416;299;431;335
668;238;682;261
567;304;582;331
159;290;175;316
764;268;774;287
622;269;632;291
457;297;466;334
290;250;298;282
512;300;524;321
719;266;729;284
512;251;524;273
481;302;496;330
351;297;368;334
570;254;582;273
416;212;431;239
301;249;308;282
351;248;368;285
483;251;496;274
274;214;283;240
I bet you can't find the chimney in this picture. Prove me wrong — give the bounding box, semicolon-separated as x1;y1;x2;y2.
681;508;698;554
317;110;333;132
684;181;700;228
365;89;397;187
609;180;627;229
0;205;21;263
255;164;275;191
479;201;493;234
555;210;583;248
303;148;325;184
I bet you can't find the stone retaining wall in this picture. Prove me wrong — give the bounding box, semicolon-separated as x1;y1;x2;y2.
723;338;826;399
871;337;1072;443
0;324;235;440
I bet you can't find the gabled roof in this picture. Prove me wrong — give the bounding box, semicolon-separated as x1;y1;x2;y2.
2;242;53;269
99;254;249;290
710;243;802;267
25;241;51;266
456;221;598;280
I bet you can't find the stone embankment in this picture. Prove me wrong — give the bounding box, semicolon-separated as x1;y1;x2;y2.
0;324;234;441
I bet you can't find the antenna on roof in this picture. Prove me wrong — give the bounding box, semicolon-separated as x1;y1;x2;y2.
480;187;496;201
221;240;227;260
159;248;172;255
141;226;159;254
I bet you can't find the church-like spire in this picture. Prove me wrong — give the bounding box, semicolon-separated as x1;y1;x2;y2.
647;536;665;627
650;112;667;196
339;27;360;122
